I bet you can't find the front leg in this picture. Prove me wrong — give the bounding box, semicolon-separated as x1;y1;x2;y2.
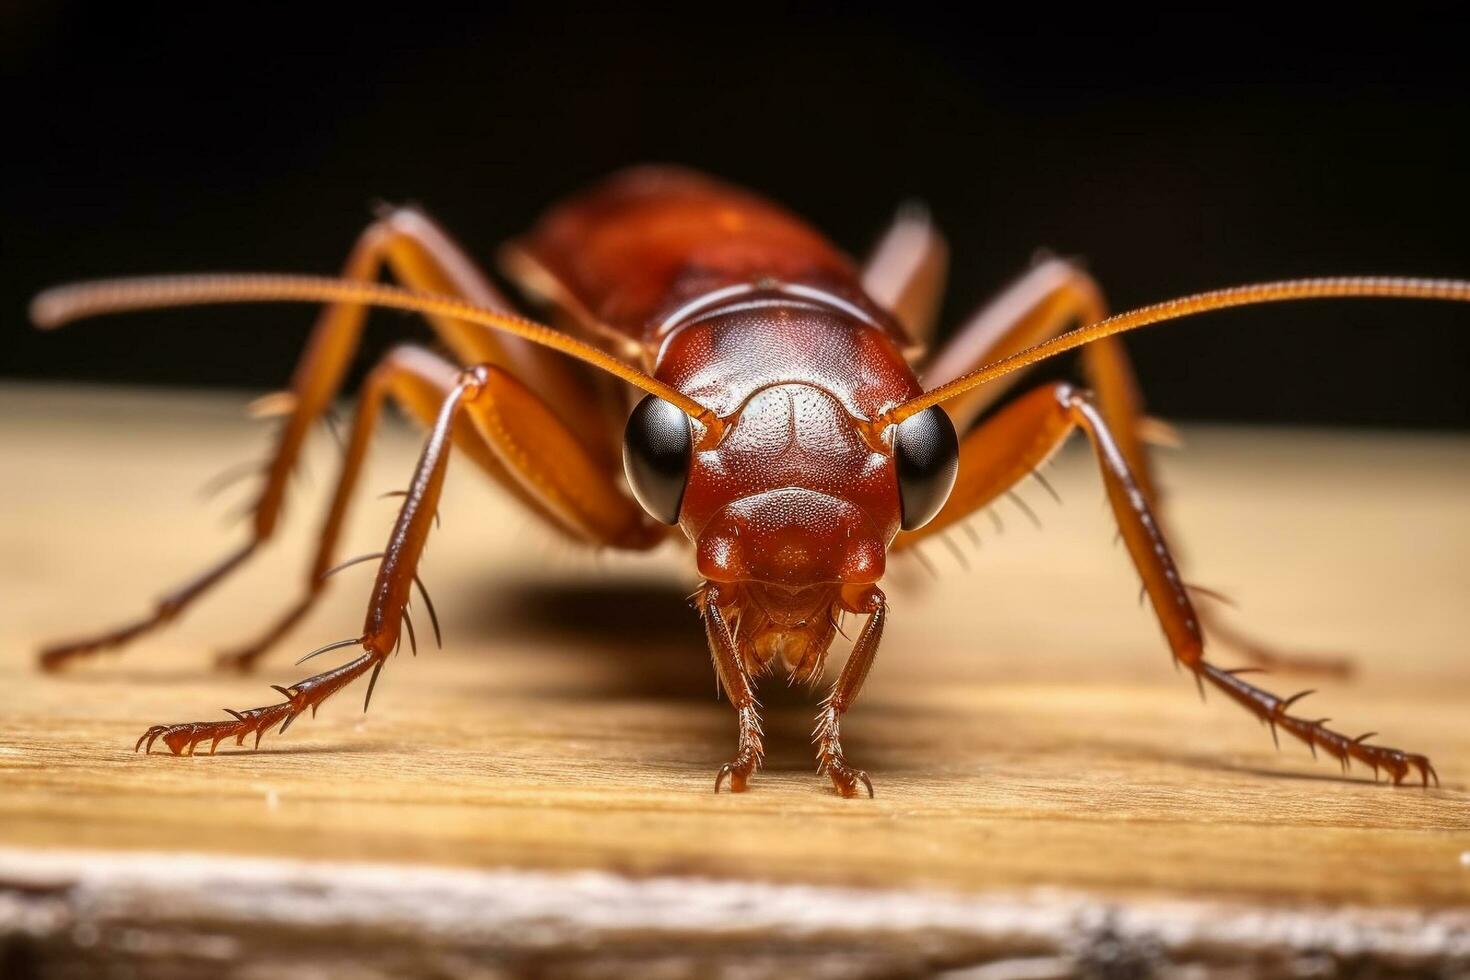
699;586;764;792
814;586;885;798
900;382;1436;786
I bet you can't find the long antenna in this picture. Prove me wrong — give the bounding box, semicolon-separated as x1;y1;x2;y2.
30;273;717;425
882;276;1470;425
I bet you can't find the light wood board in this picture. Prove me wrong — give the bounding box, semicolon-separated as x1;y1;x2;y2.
1;385;1467;975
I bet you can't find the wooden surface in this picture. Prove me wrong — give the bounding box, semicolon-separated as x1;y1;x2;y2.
2;385;1468;976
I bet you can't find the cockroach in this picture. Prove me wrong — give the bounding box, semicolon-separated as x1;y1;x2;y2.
32;166;1467;795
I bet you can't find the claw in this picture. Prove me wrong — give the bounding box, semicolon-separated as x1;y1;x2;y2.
136;725;166;753
1204;662;1434;790
826;763;874;799
715;759;754;793
1400;753;1436;788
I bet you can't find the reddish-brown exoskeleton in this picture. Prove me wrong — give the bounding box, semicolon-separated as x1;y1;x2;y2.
33;167;1468;795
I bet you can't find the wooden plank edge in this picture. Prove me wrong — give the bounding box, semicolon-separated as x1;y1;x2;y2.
0;847;1466;978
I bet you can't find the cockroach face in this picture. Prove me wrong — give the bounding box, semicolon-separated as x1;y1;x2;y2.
669;304;930;587
683;378;901;678
630;300;932;579
683;381;897;590
623;301;956;675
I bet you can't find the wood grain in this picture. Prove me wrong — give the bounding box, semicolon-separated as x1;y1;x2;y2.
2;385;1467;975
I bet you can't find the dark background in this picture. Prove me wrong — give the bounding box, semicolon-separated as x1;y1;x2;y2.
5;3;1468;428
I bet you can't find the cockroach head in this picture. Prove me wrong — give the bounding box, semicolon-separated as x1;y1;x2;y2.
657;383;900;588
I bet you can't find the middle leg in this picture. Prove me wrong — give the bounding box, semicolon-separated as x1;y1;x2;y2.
138;352;664;754
220;327;664;670
44;205;614;673
139;364;484;754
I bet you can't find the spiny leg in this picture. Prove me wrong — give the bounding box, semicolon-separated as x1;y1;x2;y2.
903;382;1436;786
220;323;668;673
213;206;626;671
139;368;482;754
699;585;764;792
1062;384;1434;785
139;355;665;754
42;205;605;674
917;255;1349;677
813;586;885;798
860;203;949;351
1199;665;1435;785
216;345;479;671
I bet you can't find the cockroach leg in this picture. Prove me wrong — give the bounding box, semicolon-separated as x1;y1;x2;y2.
144;354;662;753
139;369;481;754
920;256;1108;434
138;647;379;756
916;257;1353;679
47;205;609;674
1088;300;1354;679
220;318;664;672
215;345;463;671
1068;385;1437;785
861;202;948;350
41;543;257;671
904;380;1436;786
715;705;765;794
699;586;764;792
813;714;874;799
813;588;885;798
1202;665;1437;786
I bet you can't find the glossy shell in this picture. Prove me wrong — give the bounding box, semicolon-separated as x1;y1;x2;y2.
516;166;925;672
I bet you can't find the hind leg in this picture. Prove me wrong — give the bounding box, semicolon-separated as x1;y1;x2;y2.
43;206;610;672
216;342;607;671
861;203;949;351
